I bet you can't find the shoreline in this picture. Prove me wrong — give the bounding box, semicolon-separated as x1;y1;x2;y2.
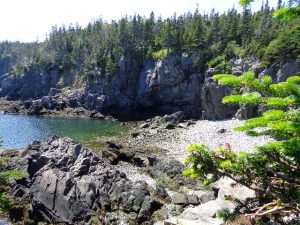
125;118;274;162
0;104;275;225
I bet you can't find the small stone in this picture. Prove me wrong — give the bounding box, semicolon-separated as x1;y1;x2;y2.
172;193;188;205
165;123;176;129
131;131;140;137
139;123;150;129
187;195;199;205
149;129;158;135
178;123;188;128
199;192;215;204
155;187;169;199
217;128;227;134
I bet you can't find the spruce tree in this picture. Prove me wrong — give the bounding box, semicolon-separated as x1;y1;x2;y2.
184;73;300;222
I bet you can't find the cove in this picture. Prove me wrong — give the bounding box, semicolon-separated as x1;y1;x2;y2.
0;112;128;150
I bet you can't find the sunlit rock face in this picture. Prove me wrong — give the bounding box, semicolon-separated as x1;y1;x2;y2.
12;137;162;224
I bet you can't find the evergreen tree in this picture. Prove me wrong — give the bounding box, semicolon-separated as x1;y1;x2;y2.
184;73;300;223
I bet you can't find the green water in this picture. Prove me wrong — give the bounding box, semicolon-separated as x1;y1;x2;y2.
0;112;128;150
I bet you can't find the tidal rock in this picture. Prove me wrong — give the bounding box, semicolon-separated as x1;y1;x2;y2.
11;137;162;224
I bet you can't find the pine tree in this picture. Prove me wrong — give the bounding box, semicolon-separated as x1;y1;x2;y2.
184;73;300;222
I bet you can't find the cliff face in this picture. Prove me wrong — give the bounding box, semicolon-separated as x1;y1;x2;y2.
0;55;299;120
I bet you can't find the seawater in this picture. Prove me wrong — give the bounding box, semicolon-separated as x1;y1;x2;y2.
0;112;127;150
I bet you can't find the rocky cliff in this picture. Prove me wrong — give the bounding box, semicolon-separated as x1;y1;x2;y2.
0;55;299;120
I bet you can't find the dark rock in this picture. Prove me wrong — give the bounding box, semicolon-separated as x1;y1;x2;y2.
187;195;199;205
150;158;184;180
137;56;203;119
165;123;176;129
27;101;43;115
217;128;227;134
161;111;184;125
1;55;298;121
89;111;105;119
155;187;169;199
139;123;150;129
131;131;140;137
48;88;60;96
259;60;300;83
106;141;121;150
138;196;162;223
10;137;162;224
0;149;20;158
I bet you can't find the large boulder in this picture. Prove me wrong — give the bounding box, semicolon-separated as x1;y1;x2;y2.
11;137;162;224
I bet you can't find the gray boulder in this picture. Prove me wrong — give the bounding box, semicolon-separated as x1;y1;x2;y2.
201;78;237;120
12;137;162;224
259;60;300;83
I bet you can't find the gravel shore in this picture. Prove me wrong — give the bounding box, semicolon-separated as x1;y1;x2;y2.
129;119;274;162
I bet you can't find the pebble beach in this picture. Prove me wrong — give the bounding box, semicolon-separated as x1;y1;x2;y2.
129;119;274;162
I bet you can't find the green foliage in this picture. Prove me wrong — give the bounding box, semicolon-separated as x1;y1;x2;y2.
262;25;300;67
0;3;298;81
0;157;28;212
207;55;233;74
0;193;14;212
217;209;237;222
274;7;300;21
224;41;243;59
152;49;170;60
207;55;226;68
104;57;118;75
0;169;28;185
184;74;300;221
239;0;254;6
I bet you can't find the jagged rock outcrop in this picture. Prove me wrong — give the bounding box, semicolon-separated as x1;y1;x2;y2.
0;69;61;100
137;55;203;118
0;54;299;120
259;59;300;83
10;137;162;224
201;77;237;120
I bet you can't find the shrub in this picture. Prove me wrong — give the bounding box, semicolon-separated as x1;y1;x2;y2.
0;157;27;212
184;72;300;222
152;49;169;60
262;25;300;67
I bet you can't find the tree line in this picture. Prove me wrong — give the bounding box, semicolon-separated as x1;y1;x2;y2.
0;0;299;79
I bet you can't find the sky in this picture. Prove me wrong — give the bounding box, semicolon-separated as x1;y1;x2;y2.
0;0;282;42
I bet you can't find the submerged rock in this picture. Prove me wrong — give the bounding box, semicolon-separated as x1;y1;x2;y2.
10;136;162;224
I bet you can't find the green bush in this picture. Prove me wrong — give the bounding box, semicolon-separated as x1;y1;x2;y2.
262;24;300;67
152;49;169;60
0;156;28;212
207;55;232;74
224;41;242;59
207;55;226;68
184;72;300;222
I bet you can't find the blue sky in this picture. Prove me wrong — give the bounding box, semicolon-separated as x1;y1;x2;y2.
0;0;281;42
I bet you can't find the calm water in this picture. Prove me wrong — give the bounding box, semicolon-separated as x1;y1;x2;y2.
0;112;128;150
